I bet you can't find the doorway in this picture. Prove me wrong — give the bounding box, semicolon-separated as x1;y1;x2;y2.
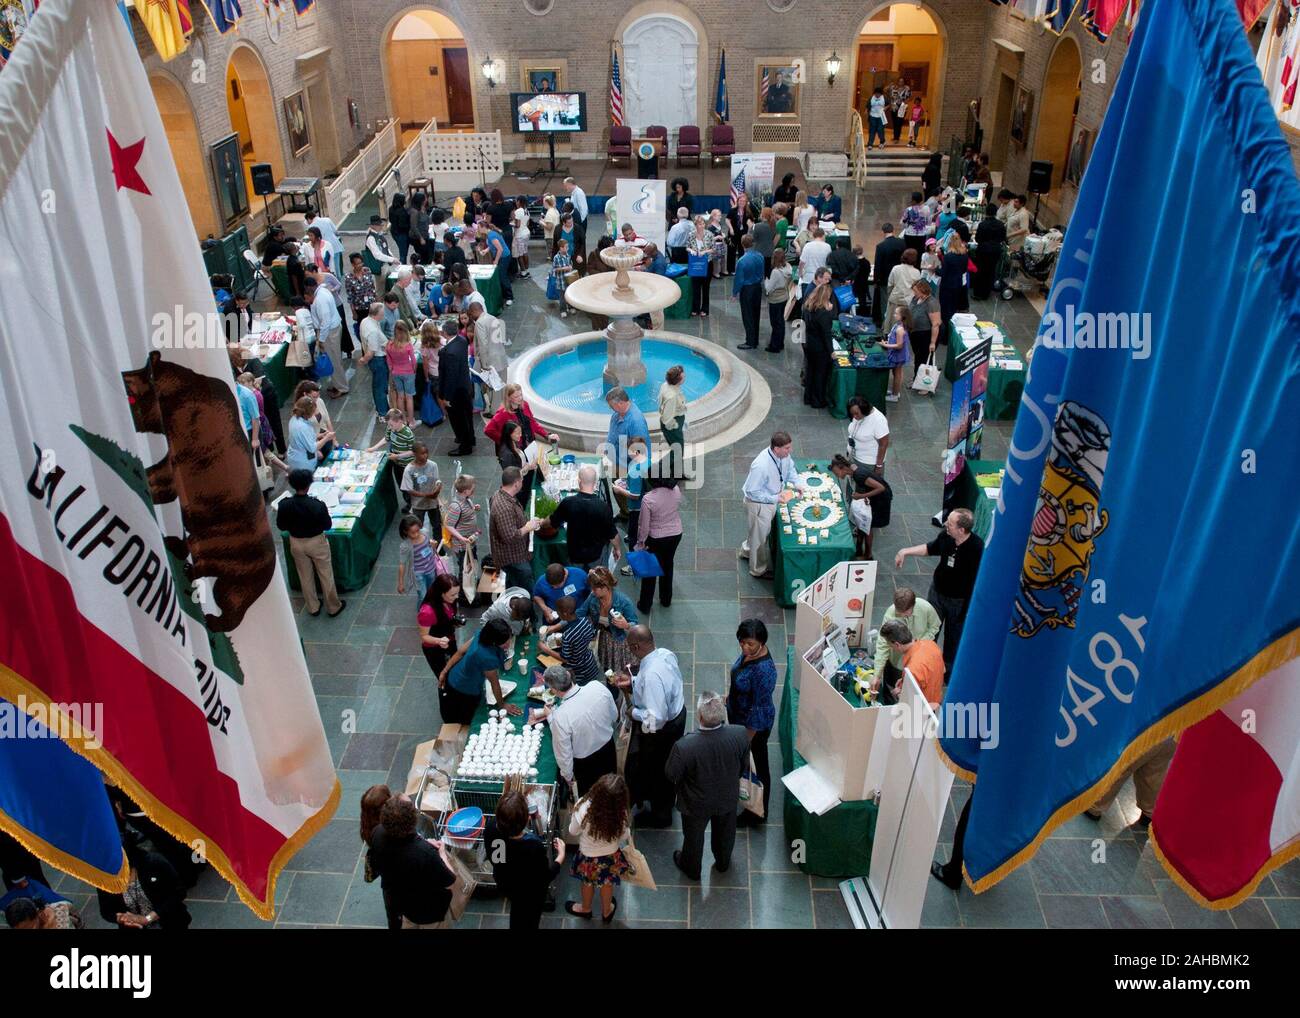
855;43;895;112
151;74;219;240
226;45;284;201
384;9;475;131
443;47;473;126
990;72;1016;172
1033;37;1082;196
850;3;945;149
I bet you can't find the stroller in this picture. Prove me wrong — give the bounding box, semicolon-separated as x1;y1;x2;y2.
1000;228;1064;300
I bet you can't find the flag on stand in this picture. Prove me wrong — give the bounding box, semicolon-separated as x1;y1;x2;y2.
132;0;189;61
610;45;624;128
759;69;769;109
714;47;729;123
198;0;242;34
1151;659;1300;906
0;0;337;918
729;164;746;208
937;0;1300;895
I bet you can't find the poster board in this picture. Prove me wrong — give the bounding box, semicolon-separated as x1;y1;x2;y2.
728;152;776;208
941;331;991;510
867;671;955;929
615;177;666;252
794;560;877;670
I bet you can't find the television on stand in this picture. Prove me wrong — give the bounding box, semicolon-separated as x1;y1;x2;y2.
511;91;586;176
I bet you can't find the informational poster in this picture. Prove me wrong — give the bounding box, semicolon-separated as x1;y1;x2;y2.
615;177;666;252
729;152;775;207
941;335;991;509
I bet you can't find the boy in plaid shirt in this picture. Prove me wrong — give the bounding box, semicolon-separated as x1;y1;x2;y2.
551;239;572;318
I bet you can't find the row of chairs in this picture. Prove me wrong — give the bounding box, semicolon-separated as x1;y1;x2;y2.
607;124;735;168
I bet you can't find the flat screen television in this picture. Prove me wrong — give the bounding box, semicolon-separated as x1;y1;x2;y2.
511;92;587;133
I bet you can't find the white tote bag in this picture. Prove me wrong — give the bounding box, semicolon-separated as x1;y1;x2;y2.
911;352;940;394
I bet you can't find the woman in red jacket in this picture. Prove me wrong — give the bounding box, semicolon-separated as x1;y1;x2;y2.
483;383;560;448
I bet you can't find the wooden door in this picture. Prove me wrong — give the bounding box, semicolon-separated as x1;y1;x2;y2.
990;73;1016;171
443;47;473;127
854;43;894;112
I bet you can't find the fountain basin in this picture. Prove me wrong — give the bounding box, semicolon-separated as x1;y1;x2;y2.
512;330;752;453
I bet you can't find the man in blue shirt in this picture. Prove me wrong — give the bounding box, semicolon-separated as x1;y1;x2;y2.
612;625;686;828
533;563;590;624
732;234;765;350
740;430;799;579
604;387;651;473
485;227;515;306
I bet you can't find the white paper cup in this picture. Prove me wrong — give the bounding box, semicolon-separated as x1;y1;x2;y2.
518;658;528;674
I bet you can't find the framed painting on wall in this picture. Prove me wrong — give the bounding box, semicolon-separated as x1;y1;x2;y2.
283;90;310;156
1010;83;1034;149
755;59;804;119
210;133;248;227
520;60;566;94
1065;124;1092;186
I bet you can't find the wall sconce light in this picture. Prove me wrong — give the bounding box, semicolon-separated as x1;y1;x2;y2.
826;52;842;87
481;54;500;88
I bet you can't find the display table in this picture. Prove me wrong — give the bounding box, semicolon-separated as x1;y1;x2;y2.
769;460;857;607
955;459;1002;543
663;271;692;320
468;263;504;315
779;646;878;878
529;455;612;577
279;452;399;592
944;324;1025;421
828;363;891;420
261;341;294;400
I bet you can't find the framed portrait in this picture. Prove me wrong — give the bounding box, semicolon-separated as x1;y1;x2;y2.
1010;84;1034;149
210;133;248;227
520;60;566;94
1065;124;1092;187
283;90;310;157
755;59;804;119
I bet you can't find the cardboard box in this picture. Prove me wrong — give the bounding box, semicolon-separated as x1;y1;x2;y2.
478;566;505;598
404;725;468;797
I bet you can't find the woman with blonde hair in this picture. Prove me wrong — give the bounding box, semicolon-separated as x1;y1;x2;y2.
541;194;560;244
792;189;815;232
801;282;836;409
566;773;632;922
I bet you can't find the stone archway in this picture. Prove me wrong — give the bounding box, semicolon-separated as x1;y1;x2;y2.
381;6;476;132
1033;35;1082;196
848;2;948;148
150;73;219;240
621;12;699;143
226;43;285;200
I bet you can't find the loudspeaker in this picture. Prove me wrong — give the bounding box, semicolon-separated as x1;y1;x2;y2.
1027;160;1053;195
250;163;276;196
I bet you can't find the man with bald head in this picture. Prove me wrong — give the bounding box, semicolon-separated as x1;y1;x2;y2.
547;464;622;570
613;625;686;828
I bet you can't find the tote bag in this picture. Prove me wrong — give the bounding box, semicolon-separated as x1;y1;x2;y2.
314;348;334;379
286;338;313;368
739;752;766;818
546;273;563;301
686;252;711;278
620;833;657;890
833;283;857;312
911;351;940;394
419;388;444;427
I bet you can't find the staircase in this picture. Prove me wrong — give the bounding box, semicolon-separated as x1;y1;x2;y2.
862;148;937;187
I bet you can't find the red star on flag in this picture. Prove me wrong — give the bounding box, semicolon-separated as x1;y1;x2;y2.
107;129;151;195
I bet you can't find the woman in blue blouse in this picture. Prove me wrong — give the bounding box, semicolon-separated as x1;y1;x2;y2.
287;396;331;473
728;618;778;826
437;618;519;724
582;566;639;676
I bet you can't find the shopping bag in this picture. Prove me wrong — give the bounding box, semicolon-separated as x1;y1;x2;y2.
286;338;313;368
444;849;478;922
789;319;806;346
314;348;334;378
686;253;710;278
625;549;664;578
833;283;857;311
615;714;633;775
546;273;562;301
252;445;273;493
419;388;444;427
620;834;657;890
911;352;940;394
739;752;766;818
460;548;482;605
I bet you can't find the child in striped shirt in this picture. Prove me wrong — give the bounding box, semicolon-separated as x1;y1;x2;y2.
367;408;416;511
551;239;572;318
398;515;443;598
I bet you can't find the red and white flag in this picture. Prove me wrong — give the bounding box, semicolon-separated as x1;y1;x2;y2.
1151;654;1300;908
610;45;624;128
0;0;337;918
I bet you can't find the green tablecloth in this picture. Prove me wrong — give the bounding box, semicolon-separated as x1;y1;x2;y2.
778;646;878;878
664;272;692;320
529;456;609;576
460;631;559;789
828;363;891;420
473;267;504;315
955;459;1002;544
262;342;294;404
985;357;1026;421
769;459;857;607
280;456;400;592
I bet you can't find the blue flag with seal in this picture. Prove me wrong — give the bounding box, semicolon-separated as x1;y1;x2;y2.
938;0;1300;892
714;47;729;123
0;697;127;890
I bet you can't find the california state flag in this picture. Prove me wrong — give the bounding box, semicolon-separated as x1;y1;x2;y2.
0;0;337;917
1151;655;1300;907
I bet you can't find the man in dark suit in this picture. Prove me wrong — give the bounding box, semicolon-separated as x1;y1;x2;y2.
437;319;476;455
872;223;905;327
971;205;1008;300
664;690;752;880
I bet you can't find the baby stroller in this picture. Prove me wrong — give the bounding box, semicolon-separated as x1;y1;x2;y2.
1001;228;1064;300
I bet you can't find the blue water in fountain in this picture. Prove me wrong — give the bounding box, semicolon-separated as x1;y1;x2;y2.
530;339;720;414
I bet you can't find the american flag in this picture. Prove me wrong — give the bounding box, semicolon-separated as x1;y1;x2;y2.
729;166;746;208
759;70;769;108
610;46;624;128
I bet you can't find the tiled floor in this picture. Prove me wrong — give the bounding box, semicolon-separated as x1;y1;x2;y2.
47;180;1298;929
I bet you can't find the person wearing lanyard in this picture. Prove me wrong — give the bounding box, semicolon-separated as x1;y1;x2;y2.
739;431;800;580
845;395;890;476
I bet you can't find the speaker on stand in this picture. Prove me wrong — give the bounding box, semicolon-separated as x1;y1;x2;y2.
250;162;277;233
1026;160;1052;230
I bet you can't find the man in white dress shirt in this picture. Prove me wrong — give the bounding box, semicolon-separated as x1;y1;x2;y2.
306;277;346;396
544;665;619;796
797;227;832;287
563;177;588;226
739;430;800;579
613;625;686;828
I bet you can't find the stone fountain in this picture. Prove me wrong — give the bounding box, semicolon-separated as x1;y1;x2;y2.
510;242;765;453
